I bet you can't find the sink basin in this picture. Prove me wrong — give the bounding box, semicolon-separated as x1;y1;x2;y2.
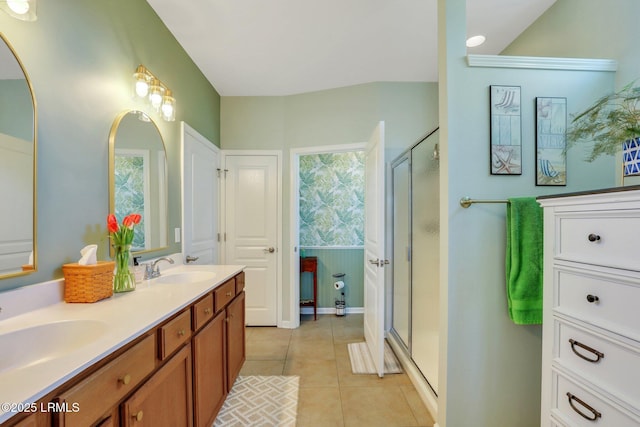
0;319;108;373
152;270;216;285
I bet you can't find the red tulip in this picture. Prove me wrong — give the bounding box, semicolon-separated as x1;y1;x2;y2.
123;213;141;228
107;214;119;233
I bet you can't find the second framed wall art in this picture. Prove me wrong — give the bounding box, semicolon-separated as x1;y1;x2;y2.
535;97;567;186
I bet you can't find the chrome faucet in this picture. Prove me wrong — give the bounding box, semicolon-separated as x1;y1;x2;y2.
145;257;175;279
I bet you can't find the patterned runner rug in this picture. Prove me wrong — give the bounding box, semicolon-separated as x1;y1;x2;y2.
347;341;403;374
213;375;299;427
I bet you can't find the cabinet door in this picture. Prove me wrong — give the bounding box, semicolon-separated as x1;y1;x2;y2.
193;311;226;427
226;291;246;390
122;344;193;427
9;411;49;427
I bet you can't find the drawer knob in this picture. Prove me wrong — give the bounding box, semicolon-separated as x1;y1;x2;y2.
586;294;599;303
119;374;132;385
204;308;212;315
226;291;232;297
566;392;601;421
132;410;144;422
178;329;186;337
587;233;601;242
569;339;604;363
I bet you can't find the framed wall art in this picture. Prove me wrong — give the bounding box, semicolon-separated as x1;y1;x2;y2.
490;85;522;175
535;97;566;186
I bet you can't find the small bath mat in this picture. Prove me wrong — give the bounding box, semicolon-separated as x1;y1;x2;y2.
214;375;299;426
347;341;403;374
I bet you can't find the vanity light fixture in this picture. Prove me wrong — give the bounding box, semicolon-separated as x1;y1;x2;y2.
161;89;176;122
132;65;176;122
0;0;37;21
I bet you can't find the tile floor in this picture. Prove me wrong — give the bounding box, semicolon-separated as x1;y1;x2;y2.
240;314;435;427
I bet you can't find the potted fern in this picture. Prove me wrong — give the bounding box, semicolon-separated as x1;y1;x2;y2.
568;81;640;162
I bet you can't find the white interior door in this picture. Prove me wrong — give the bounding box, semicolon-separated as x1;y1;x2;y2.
364;121;386;378
223;153;279;326
181;122;220;265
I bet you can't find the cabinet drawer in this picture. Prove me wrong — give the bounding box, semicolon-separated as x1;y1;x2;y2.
158;309;192;360
555;268;640;340
556;320;640;406
192;293;214;331
214;279;236;313
556;213;640;271
235;272;245;294
56;334;155;426
551;370;640;426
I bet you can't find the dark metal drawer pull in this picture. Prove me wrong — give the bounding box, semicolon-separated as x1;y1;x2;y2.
586;294;599;303
587;233;601;242
567;392;602;421
569;339;604;363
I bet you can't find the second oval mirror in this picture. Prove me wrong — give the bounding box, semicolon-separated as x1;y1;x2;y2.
109;110;168;254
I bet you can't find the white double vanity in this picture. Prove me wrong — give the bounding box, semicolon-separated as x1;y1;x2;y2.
0;256;245;427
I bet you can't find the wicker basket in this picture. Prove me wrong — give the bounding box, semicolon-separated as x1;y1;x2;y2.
62;261;115;303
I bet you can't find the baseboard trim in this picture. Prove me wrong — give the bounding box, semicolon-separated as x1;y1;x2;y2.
300;306;364;315
387;334;438;423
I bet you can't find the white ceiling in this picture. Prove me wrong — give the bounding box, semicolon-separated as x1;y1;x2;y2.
146;0;556;96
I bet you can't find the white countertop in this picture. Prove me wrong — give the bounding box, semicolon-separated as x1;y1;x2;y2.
0;261;244;423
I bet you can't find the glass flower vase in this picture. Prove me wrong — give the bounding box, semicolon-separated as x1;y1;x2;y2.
113;244;136;293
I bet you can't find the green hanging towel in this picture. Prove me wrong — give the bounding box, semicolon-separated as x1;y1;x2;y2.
506;197;543;325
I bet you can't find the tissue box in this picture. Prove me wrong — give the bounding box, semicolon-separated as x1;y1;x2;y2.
62;261;115;303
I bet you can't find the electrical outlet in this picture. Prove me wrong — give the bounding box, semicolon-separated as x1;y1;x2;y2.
174;228;181;243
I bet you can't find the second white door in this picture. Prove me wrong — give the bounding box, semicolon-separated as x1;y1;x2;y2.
222;153;280;326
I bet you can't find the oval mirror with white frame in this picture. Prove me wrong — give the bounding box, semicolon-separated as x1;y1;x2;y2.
0;32;37;278
108;110;168;255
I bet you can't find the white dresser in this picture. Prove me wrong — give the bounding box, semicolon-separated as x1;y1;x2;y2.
539;189;640;427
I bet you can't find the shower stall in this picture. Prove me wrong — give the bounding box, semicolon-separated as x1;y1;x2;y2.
389;128;440;397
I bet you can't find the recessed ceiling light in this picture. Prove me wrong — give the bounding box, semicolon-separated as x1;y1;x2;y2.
466;35;486;48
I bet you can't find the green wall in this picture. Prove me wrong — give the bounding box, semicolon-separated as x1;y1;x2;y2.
438;0;621;425
0;80;31;140
221;82;439;320
0;0;220;292
502;0;640;89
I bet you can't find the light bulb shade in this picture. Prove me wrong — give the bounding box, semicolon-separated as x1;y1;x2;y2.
0;0;37;21
148;79;165;110
133;65;150;98
161;90;176;121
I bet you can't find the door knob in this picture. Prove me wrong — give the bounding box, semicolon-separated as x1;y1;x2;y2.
185;255;199;263
264;247;275;253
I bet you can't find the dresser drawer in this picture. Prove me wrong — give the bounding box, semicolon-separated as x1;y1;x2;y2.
555;268;640;341
158;309;192;360
556;213;640;271
556;320;640;406
192;293;214;331
56;334;155;426
214;279;236;313
551;370;640;427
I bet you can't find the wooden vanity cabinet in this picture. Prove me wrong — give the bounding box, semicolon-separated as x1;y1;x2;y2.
121;344;192;427
192;311;226;427
226;291;245;390
2;272;245;427
9;412;49;427
53;334;156;427
192;283;246;427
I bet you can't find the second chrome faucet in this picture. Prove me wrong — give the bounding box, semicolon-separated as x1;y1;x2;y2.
144;257;175;279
